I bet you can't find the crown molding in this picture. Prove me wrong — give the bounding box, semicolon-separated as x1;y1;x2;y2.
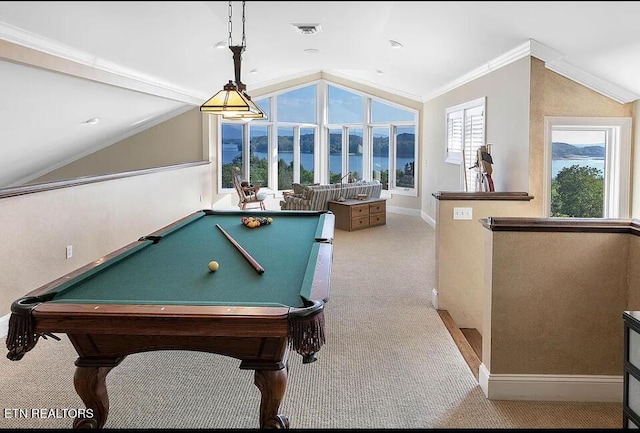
0;20;205;104
544;60;639;104
527;38;565;63
423;40;533;102
424;38;639;104
529;38;639;104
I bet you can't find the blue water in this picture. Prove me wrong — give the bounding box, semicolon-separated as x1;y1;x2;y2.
224;148;414;175
225;145;596;179
551;158;605;179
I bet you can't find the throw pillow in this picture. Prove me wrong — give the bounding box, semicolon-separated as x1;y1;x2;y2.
292;183;305;196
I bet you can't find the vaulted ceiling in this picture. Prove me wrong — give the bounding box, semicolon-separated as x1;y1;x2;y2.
1;1;639;188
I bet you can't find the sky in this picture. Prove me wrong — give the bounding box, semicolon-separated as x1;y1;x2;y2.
552;130;606;146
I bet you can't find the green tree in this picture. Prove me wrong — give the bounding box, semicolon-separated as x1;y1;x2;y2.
551;164;603;218
278;159;294;190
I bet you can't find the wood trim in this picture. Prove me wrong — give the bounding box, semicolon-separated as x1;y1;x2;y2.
480;216;640;235
437;309;480;380
461;328;482;360
432;191;534;201
33;302;290;319
0;161;210;199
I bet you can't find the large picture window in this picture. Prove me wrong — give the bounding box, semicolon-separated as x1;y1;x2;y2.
218;80;418;196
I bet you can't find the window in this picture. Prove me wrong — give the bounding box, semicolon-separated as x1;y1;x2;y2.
328;85;363;124
445;97;486;192
327;127;343;183
544;117;631;218
277;126;294;190
220;123;244;188
370;99;417;192
249;125;268;186
300;127;315;185
218;80;418;196
395;126;415;189
372;126;389;187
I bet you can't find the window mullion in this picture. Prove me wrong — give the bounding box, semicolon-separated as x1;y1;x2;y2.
390;126;397;189
293;126;300;183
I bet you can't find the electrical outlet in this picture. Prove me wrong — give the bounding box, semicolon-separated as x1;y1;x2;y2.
453;207;473;220
66;245;73;259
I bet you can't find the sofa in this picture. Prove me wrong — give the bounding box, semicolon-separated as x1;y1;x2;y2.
280;181;383;211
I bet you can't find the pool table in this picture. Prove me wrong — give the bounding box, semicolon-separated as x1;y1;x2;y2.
6;209;334;429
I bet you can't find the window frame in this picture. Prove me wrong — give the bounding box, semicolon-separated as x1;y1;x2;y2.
543;116;632;218
444;97;486;192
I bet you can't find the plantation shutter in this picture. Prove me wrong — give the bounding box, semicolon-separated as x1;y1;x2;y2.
463;105;485;191
445;110;463;164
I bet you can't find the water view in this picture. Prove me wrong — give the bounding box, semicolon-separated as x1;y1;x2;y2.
551;140;605;178
223;146;414;176
551;158;604;179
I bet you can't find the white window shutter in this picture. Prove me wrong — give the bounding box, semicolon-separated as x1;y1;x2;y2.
446;110;463;164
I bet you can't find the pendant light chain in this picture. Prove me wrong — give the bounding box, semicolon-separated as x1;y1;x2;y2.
227;2;233;47
227;1;246;49
241;1;246;48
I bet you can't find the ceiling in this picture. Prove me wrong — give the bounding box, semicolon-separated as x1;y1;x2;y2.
1;1;640;188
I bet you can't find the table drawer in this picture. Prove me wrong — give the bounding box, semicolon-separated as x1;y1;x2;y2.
369;202;385;214
350;204;370;218
351;216;370;230
370;213;386;226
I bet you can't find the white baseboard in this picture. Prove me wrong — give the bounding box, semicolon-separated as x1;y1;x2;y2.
431;288;438;309
387;205;421;217
421;210;436;228
479;363;622;402
0;313;9;339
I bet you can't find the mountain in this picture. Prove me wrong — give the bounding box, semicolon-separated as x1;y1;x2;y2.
552;142;605;159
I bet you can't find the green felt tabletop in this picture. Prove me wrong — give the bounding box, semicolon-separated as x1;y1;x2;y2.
49;210;330;308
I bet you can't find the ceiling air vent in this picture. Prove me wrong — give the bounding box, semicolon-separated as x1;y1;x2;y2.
292;23;322;35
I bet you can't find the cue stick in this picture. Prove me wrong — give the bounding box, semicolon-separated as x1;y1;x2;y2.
215;224;265;274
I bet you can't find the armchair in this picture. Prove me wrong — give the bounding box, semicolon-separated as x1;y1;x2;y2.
232;167;266;210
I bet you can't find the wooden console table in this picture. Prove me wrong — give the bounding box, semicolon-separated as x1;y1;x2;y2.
328;198;386;231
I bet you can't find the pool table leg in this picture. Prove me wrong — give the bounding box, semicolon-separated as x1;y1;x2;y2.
254;362;290;429
72;357;123;429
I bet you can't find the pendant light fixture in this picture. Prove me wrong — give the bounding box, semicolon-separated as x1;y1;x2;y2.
200;1;266;120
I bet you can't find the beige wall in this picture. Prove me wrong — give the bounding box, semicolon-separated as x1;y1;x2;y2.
484;229;628;375
422;57;532;222
628;235;640;309
435;197;535;332
32;108;205;183
0;164;210;315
